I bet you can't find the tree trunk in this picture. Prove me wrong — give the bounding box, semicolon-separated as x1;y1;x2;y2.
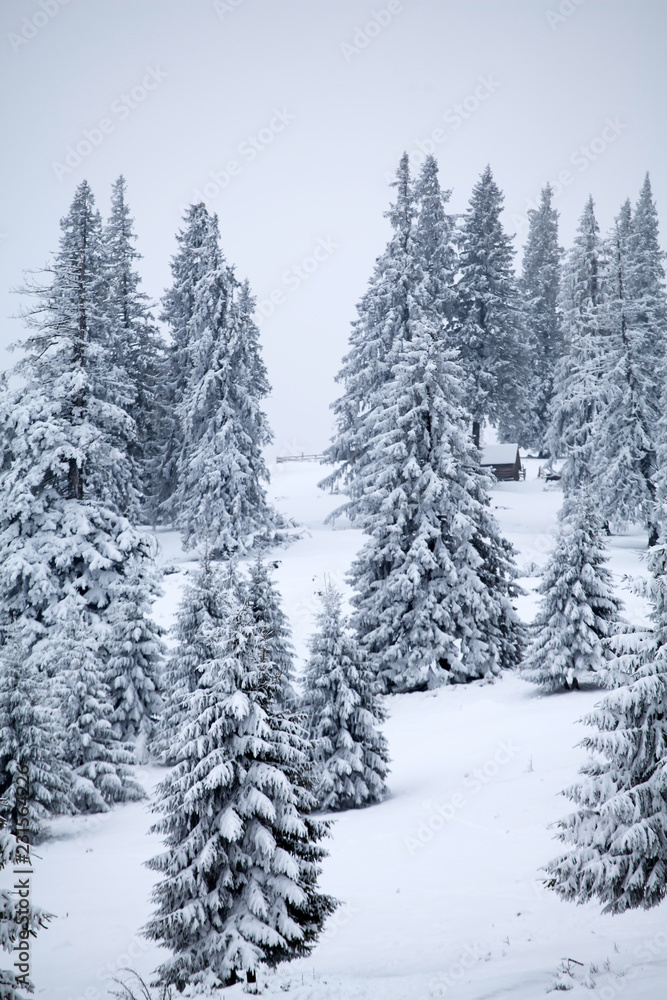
472;420;481;450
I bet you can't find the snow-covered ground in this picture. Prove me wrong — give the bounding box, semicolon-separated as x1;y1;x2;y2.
24;459;667;999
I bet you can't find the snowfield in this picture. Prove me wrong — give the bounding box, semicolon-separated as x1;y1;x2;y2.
26;458;667;1000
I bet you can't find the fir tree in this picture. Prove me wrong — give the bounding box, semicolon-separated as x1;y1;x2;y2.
0;628;74;842
548;197;606;491
522;491;624;692
545;540;667;913
104;560;165;751
595;199;660;542
246;556;297;709
303;584;389;811
452;165;527;447
519;184;563;454
53;600;145;814
173;215;281;556
143;597;337;990
413;155;457;337
321;153;416;496
103;175;166;521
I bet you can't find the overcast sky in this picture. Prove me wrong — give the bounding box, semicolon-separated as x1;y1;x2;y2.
1;0;665;454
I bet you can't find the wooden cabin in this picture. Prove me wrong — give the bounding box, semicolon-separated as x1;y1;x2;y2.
479;443;522;482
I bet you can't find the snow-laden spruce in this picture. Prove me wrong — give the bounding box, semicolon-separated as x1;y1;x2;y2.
0;180;161;672
104;560;165;751
522;491;624;692
321;153;418;495
0;628;74;840
50;599;145;814
545;540;667;912
302;584;389;811
245;556;297;710
143;593;337;990
595;189;664;542
413;154;458;338
153;559;232;764
0;826;51;1000
103;175;166;522
452;165;528;447
548;197;607;492
519;184;563;455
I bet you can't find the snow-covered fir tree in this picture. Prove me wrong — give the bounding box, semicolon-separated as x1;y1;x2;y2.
548;197;606;491
155;203;211;522
321;153;416;495
522;490;624;692
103;175;166;521
545;539;667;912
173;214;282;556
246;556;297;709
595;199;660;542
153;559;233;763
302;584;389;811
452;165;528;447
104;560;165;752
0;628;74;841
0;826;51;1000
143;596;337;990
0;181;159;664
413;154;457;338
347;278;523;692
519;184;563;454
52;599;145;814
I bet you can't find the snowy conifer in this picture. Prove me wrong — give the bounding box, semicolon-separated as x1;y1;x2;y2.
413;155;457;337
522;491;623;692
153;559;232;763
104;561;165;751
173;215;281;556
548;197;607;491
0;827;51;1000
246;556;297;709
595;199;660;541
545;540;667;912
452;165;527;447
0;628;74;841
103;176;166;520
348;298;523;692
52;599;145;813
143;597;336;990
519;185;563;453
303;584;389;810
321;153;416;495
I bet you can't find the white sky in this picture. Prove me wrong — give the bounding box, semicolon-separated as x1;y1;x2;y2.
1;0;665;454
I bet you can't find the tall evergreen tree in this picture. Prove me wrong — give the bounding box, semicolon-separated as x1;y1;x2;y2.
155;203;211;523
522;491;623;692
143;597;336;990
545;540;667;913
303;584;389;810
103;175;166;521
104;561;165;751
173;215;281;556
548;197;606;491
0;181;158;663
413;155;458;337
519;184;563;454
452;165;527;447
595;200;660;541
246;556;297;710
321;153;416;496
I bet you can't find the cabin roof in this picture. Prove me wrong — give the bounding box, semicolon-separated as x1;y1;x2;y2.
480;443;520;466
